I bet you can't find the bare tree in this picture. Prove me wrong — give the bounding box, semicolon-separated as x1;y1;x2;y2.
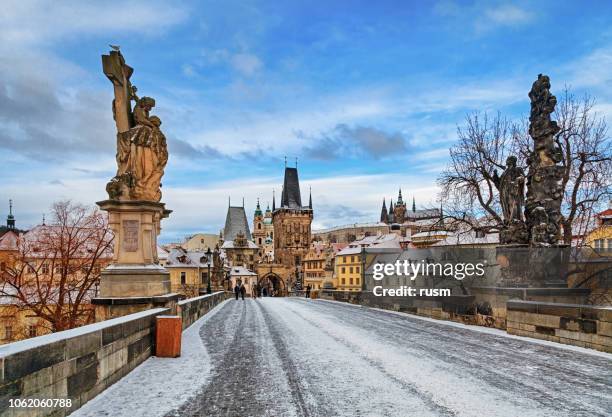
0;201;113;332
439;89;611;244
438;112;522;232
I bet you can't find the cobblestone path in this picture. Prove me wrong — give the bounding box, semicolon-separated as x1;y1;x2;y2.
164;298;612;417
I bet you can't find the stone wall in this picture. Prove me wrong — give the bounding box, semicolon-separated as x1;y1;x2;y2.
0;308;167;417
177;291;231;329
471;286;591;326
319;290;483;324
507;300;612;353
0;291;229;417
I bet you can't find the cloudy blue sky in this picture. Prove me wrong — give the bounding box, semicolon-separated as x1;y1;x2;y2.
1;0;611;242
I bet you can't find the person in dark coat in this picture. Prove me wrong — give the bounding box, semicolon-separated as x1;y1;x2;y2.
240;283;246;300
305;285;311;298
234;284;240;300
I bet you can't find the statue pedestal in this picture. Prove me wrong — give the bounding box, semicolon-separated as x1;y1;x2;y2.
92;199;179;321
496;244;570;287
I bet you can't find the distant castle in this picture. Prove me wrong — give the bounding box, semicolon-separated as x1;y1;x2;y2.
379;189;440;224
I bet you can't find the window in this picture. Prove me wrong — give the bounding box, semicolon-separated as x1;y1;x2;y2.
356;278;360;285
258;238;262;245
258;223;262;229
5;326;13;340
28;325;37;338
341;267;346;274
351;256;356;263
349;278;353;285
41;264;49;274
0;262;5;271
349;267;353;274
356;266;360;273
180;272;186;285
341;278;345;285
201;272;207;284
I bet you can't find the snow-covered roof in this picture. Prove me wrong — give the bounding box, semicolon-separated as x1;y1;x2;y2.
411;230;454;239
229;266;257;276
432;231;499;246
165;248;215;268
0;230;18;251
1;225;113;259
221;240;258;249
157;246;169;260
337;246;363;256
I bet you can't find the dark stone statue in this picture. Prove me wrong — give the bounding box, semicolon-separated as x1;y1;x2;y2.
494;156;528;244
524;74;565;247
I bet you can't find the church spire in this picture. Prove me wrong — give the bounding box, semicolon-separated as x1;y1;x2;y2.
388;198;395;223
308;186;312;209
7;199;15;230
272;190;276;211
380;198;389;224
412;196;416;213
397;188;403;204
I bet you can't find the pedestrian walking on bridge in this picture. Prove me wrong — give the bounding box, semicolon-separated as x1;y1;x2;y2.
234;284;240;300
240;283;246;300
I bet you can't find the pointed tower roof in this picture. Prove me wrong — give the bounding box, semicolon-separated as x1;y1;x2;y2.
308;186;312;209
223;206;252;241
254;198;263;217
397;188;404;204
272;190;276;211
280;166;303;209
380;198;389;223
388;198;395;223
412;196;416;213
7;199;15;230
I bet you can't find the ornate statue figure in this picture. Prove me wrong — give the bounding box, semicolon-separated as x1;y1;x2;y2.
102;49;168;202
494;156;529;244
524;74;565;247
494;156;525;222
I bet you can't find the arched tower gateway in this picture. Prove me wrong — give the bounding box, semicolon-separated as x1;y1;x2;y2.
272;165;313;291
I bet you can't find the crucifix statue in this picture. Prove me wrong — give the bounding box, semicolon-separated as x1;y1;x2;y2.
101;48;168;202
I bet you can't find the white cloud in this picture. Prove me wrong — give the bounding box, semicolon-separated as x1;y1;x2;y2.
483;5;533;27
0;0;188;46
436;1;535;34
231;53;263;76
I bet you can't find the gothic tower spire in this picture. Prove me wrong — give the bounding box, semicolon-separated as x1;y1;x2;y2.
308;186;312;209
380;198;389;224
412;196;416;213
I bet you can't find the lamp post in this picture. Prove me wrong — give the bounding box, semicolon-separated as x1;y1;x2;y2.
206;247;212;294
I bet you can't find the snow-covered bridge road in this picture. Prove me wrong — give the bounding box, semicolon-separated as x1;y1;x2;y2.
77;298;612;417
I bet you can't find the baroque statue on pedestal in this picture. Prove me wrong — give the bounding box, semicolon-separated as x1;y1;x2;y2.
524;74;565;247
102;49;168;202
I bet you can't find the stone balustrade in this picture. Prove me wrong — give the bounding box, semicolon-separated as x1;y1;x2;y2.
507;300;612;353
0;291;229;417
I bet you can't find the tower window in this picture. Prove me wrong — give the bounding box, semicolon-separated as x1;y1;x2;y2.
180;272;186;285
